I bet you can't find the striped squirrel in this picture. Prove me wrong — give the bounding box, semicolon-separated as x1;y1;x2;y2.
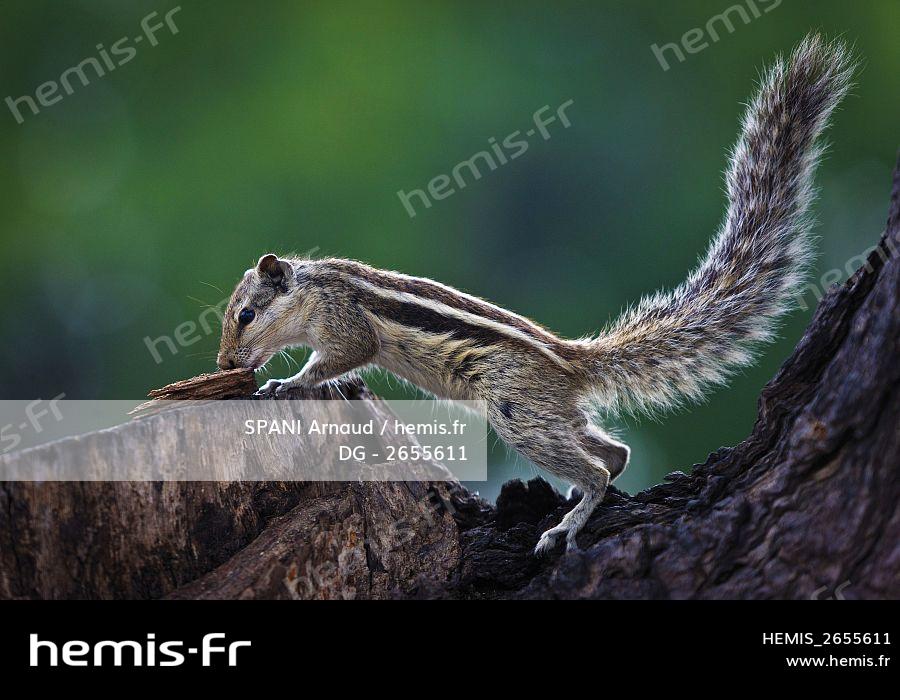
218;36;853;555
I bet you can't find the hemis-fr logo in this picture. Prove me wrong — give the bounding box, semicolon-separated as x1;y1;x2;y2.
30;633;251;668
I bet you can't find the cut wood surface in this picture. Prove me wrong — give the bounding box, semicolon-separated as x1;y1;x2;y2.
147;368;258;400
1;156;898;600
130;367;259;416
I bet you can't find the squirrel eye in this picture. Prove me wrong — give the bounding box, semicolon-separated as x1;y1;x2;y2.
238;308;255;325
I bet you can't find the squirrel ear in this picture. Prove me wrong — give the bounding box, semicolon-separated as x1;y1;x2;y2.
256;254;293;287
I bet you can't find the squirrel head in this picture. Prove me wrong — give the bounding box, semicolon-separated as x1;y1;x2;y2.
217;254;305;371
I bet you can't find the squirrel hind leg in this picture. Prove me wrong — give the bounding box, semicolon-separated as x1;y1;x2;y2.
548;425;629;553
485;400;622;555
579;422;631;482
531;427;627;555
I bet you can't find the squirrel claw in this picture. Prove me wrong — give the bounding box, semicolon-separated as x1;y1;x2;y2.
274;382;295;397
255;379;283;397
534;520;584;556
256;377;307;398
533;529;562;556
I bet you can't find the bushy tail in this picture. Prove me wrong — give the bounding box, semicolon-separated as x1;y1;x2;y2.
587;35;854;415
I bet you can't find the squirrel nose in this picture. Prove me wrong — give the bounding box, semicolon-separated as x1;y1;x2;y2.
217;354;236;371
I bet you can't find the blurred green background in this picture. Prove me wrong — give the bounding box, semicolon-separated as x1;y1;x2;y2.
1;1;897;500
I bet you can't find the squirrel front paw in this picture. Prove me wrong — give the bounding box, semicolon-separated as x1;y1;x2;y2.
255;378;283;397
255;377;306;397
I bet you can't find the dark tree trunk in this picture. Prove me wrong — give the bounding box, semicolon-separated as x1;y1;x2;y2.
2;157;898;600
449;154;900;600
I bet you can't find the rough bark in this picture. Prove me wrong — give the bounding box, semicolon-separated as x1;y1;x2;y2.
1;157;898;600
0;380;459;600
